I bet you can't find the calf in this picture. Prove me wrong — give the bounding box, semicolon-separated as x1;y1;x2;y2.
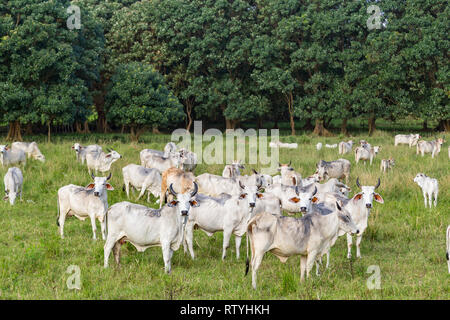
122;164;162;202
57;173;114;240
413;173;438;208
103;182;199;272
245;201;359;289
380;158;395;173
338;140;353;154
178;148;198;172
3;167;23;205
86;148;122;174
72;143;102;164
184;181;264;260
316;159;351;183
11;142;45;162
394;134;420;147
416;138;445;158
0;144;26;167
222;160;245;178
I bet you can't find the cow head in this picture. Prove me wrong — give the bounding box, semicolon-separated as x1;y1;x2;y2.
335;201;359;235
168;182;199;217
290;186;318;214
0;144;10;153
36;154;46;163
315;162;328;182
413;173;427;187
72;143;82;153
353;177;384;209
238;180;264;209
86;173;114;197
277;161;293;173
105;148;122;160
373;146;381;154
3;189;17;206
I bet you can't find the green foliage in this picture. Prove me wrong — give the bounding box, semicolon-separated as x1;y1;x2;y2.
105;62;184;135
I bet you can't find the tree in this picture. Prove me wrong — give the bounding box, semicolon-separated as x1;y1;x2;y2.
105;62;185;142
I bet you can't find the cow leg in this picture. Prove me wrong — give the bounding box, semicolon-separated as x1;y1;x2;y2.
433;191;438;207
326;251;330;269
124;181;130;199
423;191;428;208
346;233;353;259
222;230;232;260
235;235;242;260
104;238;116;268
251;250;264;290
162;244;173;274
306;251;318;278
100;219;106;240
58;204;70;239
90;215;97;240
185;222;195;260
300;255;307;282
136;186;146;201
356;234;363;258
112;242;122;266
427;192;433;209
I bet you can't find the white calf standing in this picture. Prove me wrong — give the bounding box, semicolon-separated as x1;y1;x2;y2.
3;167;23;205
413;173;438;208
380;158;395;173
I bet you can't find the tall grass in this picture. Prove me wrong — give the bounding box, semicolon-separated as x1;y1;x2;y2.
0;131;448;299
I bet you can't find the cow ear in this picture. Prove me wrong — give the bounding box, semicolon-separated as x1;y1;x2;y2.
292;177;296;185
374;193;384;204
352;193;363;202
258;187;265;193
256;193;263;199
168;200;178;207
312;196;318;203
289;197;299;203
239;193;246;199
86;183;95;190
3;195;8;201
106;184;114;191
190;200;200;207
105;154;111;158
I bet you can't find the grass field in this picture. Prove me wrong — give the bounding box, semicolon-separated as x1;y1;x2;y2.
0;130;448;299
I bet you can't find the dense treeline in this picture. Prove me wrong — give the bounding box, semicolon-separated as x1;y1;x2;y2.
0;0;448;141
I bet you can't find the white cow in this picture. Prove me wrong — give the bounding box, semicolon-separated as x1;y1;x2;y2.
325;144;338;149
57;173;114;240
354;146;380;165
184;181;264;260
245;201;359;289
338;140;353;154
316;143;323;150
413;173;438;208
380;158;395;173
269;141;298;149
416;138;445;158
11;142;45;162
122;164;162;202
86;148;122;174
195;174;246;197
3;167;23;205
178;148;198;172
222;160;245;178
446;225;450;273
394;134;420;147
0;144;26;167
141;151;184;173
103;182;199;272
72;143;102;164
277;162;302;186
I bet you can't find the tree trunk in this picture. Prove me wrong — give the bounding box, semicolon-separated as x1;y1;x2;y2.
303;118;314;131
341;118;348;135
285;92;295;136
186;99;193;132
84;121;90;133
273;119;279;129
75;122;83;134
24;122;33;136
436;119;450;132
6;121;22;141
257;117;263;130
47;121;51;143
152;126;161;134
368;114;376;136
313;119;333;136
225;119;235;130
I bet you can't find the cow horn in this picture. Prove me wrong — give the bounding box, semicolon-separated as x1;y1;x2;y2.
169;183;177;196
288;160;291;167
257;178;262;189
278;162;281;167
91;172;96;180
374;178;381;190
356;177;361;188
252;168;258;175
239;180;245;189
191;182;198;197
106;172;112;181
312;186;317;196
295;185;300;195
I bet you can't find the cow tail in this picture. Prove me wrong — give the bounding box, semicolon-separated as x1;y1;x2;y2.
56;197;60;227
245;231;250;276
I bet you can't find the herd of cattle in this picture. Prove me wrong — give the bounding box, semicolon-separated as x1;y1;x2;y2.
0;133;449;289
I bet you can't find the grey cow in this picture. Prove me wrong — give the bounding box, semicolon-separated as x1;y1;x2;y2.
316;159;351;183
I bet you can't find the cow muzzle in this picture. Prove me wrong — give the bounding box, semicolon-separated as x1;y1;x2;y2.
181;210;188;216
365;203;372;209
249;203;256;208
300;207;307;213
94;192;100;197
